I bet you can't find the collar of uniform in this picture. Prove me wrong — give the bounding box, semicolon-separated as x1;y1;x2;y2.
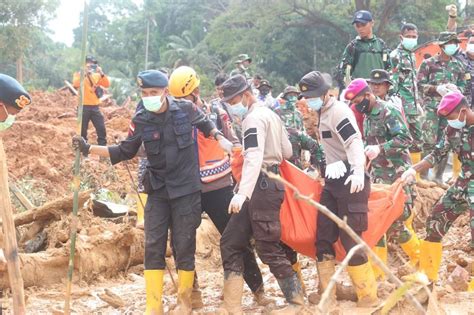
247;101;263;114
369;99;383;116
321;96;336;113
167;96;182;111
398;43;412;54
355;35;377;42
434;53;452;65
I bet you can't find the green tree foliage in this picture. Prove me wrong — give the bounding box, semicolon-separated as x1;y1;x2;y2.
0;0;467;98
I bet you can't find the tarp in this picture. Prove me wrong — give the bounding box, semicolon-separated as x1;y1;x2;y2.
279;160;406;261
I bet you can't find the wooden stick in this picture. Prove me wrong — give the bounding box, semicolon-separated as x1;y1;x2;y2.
9;183;34;211
64;80;78;96
263;171;426;314
0;138;26;314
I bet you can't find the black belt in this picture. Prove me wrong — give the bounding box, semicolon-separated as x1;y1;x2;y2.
266;164;280;174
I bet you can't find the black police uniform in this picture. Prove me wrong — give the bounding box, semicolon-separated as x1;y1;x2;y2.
109;96;214;271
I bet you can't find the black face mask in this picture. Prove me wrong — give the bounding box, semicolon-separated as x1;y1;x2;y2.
355;98;370;114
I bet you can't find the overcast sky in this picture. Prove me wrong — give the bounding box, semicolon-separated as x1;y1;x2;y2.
48;0;142;46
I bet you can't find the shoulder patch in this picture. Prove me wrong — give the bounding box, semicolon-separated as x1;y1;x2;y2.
336;118;357;142
243;127;258;150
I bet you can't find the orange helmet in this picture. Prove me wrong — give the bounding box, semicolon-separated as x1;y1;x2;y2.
168;66;200;97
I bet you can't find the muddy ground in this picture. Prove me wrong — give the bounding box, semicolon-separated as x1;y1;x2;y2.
0;91;473;314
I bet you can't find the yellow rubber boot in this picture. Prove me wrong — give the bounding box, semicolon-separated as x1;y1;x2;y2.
170;270;194;315
452;153;461;179
419;240;442;282
410;152;422;181
347;262;379;307
468;278;474;292
371;244;388;281
292;261;306;295
400;234;421;267
144;270;164;315
136;193;147;228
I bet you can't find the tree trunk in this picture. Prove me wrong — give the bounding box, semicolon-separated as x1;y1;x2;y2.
16;55;23;84
0;226;145;289
0;138;26;313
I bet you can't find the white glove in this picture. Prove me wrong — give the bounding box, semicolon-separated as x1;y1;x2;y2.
401;168;417;184
364;145;381;161
436;84;450;97
218;137;233;154
325;161;347;179
228;194;247;214
445;83;460;94
344;170;365;194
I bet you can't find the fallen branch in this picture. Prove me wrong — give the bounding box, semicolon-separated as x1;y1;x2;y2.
14;190;91;226
263;170;426;314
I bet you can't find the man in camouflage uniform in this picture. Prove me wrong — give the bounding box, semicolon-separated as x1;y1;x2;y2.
417;32;467;182
335;10;391;91
230;54;252;79
345;79;420;279
274;86;325;172
402;91;474;282
390;23;424;166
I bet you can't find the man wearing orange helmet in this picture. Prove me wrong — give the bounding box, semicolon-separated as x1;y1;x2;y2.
168;66;273;309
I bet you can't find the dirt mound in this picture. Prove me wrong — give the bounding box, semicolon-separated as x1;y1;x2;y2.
3;90;137;203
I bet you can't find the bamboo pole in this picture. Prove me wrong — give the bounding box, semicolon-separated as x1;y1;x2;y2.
64;1;89;313
0;138;26;314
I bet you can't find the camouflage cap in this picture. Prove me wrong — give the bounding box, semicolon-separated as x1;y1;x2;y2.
437;32;461;45
237;53;252;63
282;86;299;97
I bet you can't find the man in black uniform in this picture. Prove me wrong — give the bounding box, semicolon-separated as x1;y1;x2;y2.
72;70;229;315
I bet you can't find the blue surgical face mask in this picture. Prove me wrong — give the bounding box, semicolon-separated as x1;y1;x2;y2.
443;44;458;56
307;97;324;111
143;95;164;112
231;102;248;117
401;37;417;50
447;111;466;129
0;105;15;131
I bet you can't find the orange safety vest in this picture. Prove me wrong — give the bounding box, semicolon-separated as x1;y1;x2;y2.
195;129;231;183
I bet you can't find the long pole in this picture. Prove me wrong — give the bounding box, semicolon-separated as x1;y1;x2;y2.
0;139;26;314
145;19;150;70
64;1;89;313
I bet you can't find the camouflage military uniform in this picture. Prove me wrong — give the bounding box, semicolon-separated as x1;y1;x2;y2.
454;51;474;108
335;35;391;90
424;125;474;248
273;99;325;172
390;44;423;153
364;99;414;243
230;67;250;79
417;54;467;152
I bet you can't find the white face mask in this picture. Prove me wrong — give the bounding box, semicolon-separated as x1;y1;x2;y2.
467;43;474;54
0;105;15;131
142;95;164;112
